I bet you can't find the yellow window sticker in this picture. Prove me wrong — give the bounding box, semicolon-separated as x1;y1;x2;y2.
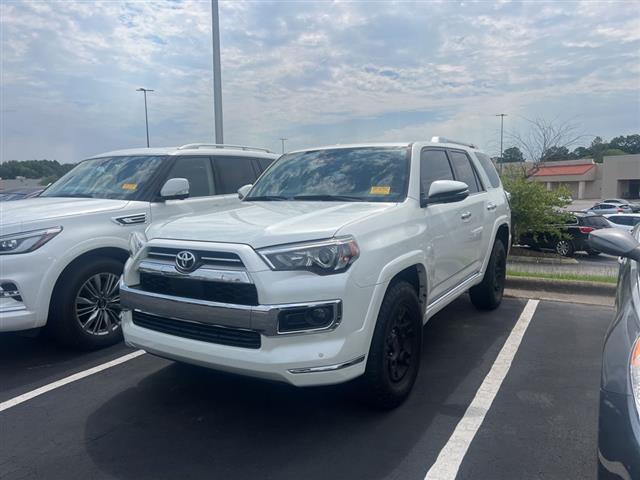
370;186;391;195
121;183;138;191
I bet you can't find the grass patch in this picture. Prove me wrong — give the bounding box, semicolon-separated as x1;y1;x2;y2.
507;269;617;284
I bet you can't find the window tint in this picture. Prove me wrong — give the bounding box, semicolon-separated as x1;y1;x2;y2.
257;157;274;172
166;157;215;197
448;150;480;193
565;216;578;225
214;157;258;194
474;151;501;188
247;147;410;202
583;216;610;227
420;149;454;196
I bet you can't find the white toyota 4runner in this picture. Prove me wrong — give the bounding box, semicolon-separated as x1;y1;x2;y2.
0;144;277;349
121;138;510;408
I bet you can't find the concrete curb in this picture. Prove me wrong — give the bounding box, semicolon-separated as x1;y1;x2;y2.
506;276;616;296
508;255;578;265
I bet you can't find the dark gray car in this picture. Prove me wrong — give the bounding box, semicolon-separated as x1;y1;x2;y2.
589;228;640;479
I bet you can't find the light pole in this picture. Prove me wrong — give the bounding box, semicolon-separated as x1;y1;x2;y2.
211;0;223;144
495;113;507;162
279;137;287;154
136;88;154;147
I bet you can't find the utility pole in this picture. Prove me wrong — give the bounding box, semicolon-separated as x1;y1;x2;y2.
211;0;223;144
495;113;507;172
279;137;287;154
136;88;154;147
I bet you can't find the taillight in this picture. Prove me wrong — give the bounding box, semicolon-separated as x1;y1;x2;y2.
630;337;640;414
618;208;624;213
579;226;594;234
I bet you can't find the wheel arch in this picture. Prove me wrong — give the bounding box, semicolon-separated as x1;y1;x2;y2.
47;247;129;317
387;264;428;317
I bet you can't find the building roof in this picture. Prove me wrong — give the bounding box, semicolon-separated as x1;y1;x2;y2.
532;164;595;177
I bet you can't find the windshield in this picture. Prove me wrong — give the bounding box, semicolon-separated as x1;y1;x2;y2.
246;147;409;202
41;155;166;200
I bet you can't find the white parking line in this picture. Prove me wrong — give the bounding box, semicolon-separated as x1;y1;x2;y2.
0;349;146;413
424;299;540;480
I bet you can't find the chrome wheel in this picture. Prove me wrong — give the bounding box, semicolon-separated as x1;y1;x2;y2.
75;272;121;336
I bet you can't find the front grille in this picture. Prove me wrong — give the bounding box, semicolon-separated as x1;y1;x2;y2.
139;272;259;306
147;247;244;269
132;310;261;349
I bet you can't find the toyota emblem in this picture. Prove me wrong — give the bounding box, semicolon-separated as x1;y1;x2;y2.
175;250;197;273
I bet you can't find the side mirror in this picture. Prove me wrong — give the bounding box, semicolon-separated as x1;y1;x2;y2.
589;229;640;262
237;184;253;200
160;178;189;200
422;180;469;207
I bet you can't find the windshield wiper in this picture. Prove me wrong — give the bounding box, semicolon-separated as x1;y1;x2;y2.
292;195;365;202
46;193;95;198
245;195;290;201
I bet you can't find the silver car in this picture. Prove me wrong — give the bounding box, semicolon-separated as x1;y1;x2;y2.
589;202;633;215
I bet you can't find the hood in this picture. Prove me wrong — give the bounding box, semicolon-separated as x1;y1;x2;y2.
147;201;397;248
1;197;130;230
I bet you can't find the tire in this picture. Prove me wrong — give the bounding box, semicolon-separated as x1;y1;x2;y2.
47;257;124;350
555;239;575;257
359;281;422;410
470;239;506;311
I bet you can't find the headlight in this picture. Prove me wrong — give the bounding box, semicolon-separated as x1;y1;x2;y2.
258;236;359;274
630;336;640;414
128;231;147;257
0;227;63;255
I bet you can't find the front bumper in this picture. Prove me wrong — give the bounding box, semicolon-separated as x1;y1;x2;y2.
122;308;368;386
598;389;640;479
0;252;49;331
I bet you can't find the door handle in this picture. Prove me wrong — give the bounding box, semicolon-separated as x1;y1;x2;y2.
487;203;497;211
461;212;472;220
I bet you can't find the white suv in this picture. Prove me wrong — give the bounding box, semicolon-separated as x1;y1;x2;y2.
0;144;278;349
121;138;510;408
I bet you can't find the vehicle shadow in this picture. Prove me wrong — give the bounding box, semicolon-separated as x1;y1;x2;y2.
83;296;526;480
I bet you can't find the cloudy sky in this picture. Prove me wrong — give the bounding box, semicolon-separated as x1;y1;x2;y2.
1;0;639;163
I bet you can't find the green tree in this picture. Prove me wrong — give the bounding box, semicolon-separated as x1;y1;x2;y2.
543;146;570;161
501;146;524;163
0;160;74;181
590;136;608;163
609;134;640;154
501;173;571;244
570;146;591;159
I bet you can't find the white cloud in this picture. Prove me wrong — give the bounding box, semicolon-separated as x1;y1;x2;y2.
0;0;639;161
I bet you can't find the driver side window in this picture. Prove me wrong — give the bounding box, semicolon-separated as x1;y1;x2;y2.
165;157;215;198
420;149;454;197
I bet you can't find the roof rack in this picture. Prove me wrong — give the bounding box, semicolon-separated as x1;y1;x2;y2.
177;143;274;153
430;136;478;149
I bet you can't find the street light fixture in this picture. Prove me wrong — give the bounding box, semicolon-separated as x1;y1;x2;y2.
136;88;154;147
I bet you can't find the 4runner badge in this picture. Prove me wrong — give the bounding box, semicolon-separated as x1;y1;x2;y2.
175;251;197;273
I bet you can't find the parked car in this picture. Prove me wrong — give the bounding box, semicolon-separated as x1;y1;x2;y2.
120;137;511;408
518;212;611;256
0;143;278;349
0;187;44;201
589;202;634;215
604;213;640;232
588;228;640;479
603;198;640;213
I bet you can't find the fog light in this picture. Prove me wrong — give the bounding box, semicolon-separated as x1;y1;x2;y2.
0;282;21;301
278;303;341;333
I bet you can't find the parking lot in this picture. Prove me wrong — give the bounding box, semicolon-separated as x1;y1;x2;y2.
1;296;611;480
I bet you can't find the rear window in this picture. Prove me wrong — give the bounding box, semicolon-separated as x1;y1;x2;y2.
474;151;501;189
582;216;610;228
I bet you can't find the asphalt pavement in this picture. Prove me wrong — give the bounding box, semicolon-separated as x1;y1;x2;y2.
0;296;613;480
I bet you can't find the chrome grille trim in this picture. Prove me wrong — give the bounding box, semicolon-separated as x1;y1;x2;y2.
138;260;252;284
